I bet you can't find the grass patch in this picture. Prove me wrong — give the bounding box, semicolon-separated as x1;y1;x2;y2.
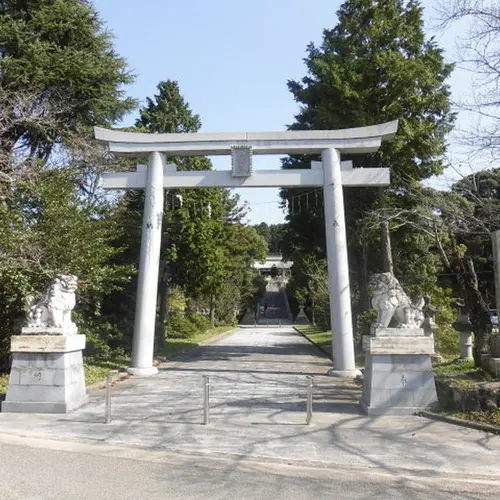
159;326;235;358
0;373;8;393
433;359;483;378
83;357;130;386
294;325;365;366
295;325;332;357
435;409;500;427
433;358;497;385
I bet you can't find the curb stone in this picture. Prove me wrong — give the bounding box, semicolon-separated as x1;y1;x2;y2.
417;410;500;435
292;326;333;360
86;371;130;391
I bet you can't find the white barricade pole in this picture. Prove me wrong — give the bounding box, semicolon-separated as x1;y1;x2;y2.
203;375;210;425
105;373;113;424
306;376;313;425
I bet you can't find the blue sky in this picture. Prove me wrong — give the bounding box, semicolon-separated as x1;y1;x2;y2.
93;0;470;224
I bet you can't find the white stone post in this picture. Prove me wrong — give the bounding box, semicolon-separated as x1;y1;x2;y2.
128;151;165;376
322;148;359;376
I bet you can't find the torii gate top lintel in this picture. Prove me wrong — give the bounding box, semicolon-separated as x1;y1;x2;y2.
94;119;398;156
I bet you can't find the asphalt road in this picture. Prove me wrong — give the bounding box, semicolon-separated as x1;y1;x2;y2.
0;435;498;500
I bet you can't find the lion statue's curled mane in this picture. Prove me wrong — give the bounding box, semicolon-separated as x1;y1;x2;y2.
369;272;424;330
26;275;78;330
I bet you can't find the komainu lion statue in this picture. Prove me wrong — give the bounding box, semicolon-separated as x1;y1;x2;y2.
27;275;78;329
369;272;425;330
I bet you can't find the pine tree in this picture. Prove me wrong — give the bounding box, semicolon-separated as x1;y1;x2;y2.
136;81;201;134
0;0;135;159
283;0;455;313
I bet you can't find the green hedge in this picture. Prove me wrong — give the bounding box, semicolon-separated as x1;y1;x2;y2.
167;312;210;339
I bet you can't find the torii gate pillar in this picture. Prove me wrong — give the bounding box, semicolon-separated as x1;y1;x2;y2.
129;151;165;376
323;148;357;376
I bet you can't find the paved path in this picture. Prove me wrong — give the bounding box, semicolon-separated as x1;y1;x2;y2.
0;326;500;479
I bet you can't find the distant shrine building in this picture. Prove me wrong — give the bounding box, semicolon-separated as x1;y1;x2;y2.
253;254;292;281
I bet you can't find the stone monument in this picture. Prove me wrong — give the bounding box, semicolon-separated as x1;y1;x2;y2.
452;301;474;361
294;304;311;326
240;307;257;325
360;273;438;415
2;275;88;413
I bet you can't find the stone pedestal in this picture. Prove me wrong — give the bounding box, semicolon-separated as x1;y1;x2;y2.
2;333;88;413
360;328;437;415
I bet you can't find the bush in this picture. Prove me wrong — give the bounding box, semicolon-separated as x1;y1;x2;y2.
429;287;460;357
355;309;377;346
79;318;129;360
188;313;210;333
434;324;460;356
167;311;199;339
314;292;331;331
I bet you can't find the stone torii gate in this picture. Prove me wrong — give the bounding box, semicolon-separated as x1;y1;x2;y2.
95;121;398;377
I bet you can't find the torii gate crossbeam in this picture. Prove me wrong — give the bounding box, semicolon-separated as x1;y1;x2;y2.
95;120;398;377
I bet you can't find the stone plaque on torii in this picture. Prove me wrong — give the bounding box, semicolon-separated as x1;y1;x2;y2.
95;121;398;377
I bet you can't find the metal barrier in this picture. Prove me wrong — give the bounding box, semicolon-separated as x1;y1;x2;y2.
100;373;312;426
105;373;113;424
203;375;210;425
306;375;313;425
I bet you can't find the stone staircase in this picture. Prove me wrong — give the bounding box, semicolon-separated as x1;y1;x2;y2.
257;280;292;324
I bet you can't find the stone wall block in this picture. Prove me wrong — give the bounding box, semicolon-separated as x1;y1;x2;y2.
365;388;391;407
18;367;59;386
367;355;392;372
44;353;65;370
413;382;439;407
30;354;49;370
6;385;65;403
52;369;67;386
8;367;21;385
389;389;414;407
9;353;31;368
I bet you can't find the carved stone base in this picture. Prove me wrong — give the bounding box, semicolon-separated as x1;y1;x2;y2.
360;328;437;415
127;366;159;377
2;334;88;414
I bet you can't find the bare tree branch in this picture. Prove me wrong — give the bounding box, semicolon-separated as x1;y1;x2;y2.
438;0;500;157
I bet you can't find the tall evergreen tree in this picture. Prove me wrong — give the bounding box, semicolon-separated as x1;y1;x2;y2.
0;0;135;159
0;0;137;362
282;0;455;314
136;81;201;134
